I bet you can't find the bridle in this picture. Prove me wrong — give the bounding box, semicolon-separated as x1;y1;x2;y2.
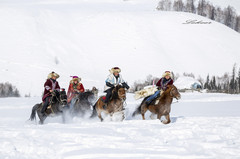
118;88;126;101
169;87;180;100
50;91;67;106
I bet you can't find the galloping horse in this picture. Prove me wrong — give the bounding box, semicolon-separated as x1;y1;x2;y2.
71;87;98;117
91;85;126;121
29;89;68;124
132;85;181;124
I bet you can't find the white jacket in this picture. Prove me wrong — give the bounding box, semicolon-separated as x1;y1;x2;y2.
104;74;125;91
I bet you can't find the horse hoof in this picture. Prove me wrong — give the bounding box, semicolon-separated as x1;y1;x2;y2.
162;120;171;124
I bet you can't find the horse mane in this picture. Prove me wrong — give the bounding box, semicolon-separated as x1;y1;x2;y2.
159;85;175;100
78;91;93;100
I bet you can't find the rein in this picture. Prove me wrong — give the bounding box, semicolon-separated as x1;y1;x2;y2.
169;87;180;104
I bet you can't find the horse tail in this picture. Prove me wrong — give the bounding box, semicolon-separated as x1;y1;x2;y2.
132;105;141;117
30;104;40;121
132;97;148;117
90;103;97;118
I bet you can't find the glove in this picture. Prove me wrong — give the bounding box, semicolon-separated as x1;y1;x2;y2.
106;82;115;88
122;82;130;90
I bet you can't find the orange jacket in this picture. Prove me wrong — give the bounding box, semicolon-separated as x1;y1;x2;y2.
67;83;84;103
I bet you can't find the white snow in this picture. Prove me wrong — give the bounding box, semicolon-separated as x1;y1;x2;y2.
0;0;240;96
0;93;240;158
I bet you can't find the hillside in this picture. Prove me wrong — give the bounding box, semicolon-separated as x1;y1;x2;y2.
0;0;240;96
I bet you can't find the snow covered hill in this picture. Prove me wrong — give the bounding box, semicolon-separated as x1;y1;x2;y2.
0;0;240;96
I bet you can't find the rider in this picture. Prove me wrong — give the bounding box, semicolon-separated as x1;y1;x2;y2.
104;67;129;104
145;71;173;105
41;71;61;114
67;76;85;109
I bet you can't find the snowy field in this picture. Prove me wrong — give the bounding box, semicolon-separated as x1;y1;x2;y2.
0;92;240;159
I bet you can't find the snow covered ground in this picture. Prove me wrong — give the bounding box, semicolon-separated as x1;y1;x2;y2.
0;92;240;159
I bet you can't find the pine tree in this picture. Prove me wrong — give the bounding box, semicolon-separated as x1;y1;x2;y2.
238;68;240;93
185;0;195;13
204;74;210;89
223;6;236;29
173;0;184;12
234;16;240;32
197;0;206;16
211;76;217;90
229;64;236;94
157;0;172;11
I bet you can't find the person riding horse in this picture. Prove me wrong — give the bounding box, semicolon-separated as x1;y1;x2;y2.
67;76;85;110
145;71;173;105
104;67;129;105
41;72;61;115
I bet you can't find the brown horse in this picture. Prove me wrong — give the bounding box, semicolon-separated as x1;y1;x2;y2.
132;85;181;124
91;85;126;122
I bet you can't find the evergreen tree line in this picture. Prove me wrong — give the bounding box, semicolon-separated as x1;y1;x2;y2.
0;82;20;97
131;64;240;94
157;0;240;33
204;64;240;94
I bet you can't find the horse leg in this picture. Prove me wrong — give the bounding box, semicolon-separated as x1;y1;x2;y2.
150;113;156;120
162;114;171;124
97;110;104;122
110;113;113;121
141;104;148;120
157;113;162;121
121;111;125;121
37;109;46;125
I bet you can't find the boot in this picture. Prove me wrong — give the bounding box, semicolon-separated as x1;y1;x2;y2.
41;101;48;114
102;99;108;109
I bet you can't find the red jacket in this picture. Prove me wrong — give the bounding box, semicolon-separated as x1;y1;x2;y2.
42;79;60;101
67;83;85;103
156;77;173;91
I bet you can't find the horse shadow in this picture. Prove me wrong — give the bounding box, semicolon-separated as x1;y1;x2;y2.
170;116;185;123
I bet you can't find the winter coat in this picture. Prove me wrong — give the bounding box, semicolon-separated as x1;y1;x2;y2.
42;78;60;101
156;77;173;91
67;82;85;103
104;74;128;91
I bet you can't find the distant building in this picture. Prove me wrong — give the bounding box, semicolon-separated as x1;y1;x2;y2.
174;76;202;92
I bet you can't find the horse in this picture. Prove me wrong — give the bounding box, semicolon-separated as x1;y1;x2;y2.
71;87;98;117
132;85;181;124
29;89;68;124
91;85;126;122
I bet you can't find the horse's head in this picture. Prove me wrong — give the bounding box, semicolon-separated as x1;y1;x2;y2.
167;85;181;100
91;86;98;100
113;84;126;100
59;89;68;106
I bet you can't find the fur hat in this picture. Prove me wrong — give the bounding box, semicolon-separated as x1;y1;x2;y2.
70;76;81;83
47;71;60;79
162;71;172;78
109;67;121;74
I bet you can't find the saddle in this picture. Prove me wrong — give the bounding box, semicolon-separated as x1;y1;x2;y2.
101;96;106;102
42;98;55;113
100;96;108;110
